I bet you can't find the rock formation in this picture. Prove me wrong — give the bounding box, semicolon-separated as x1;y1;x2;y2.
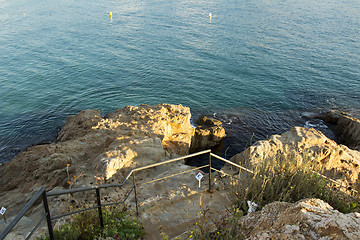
336;115;360;151
228;127;360;192
238;198;360;239
0;104;225;218
315;111;360;150
190;116;226;152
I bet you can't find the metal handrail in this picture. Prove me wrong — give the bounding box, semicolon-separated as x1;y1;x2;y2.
0;187;47;240
120;149;211;184
47;183;124;196
0;150;212;240
311;170;359;195
44;149;212;221
1;149;354;240
141;165;209;186
210;153;254;174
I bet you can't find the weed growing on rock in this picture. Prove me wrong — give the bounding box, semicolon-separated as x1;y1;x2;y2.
37;205;144;240
233;152;360;214
66;163;85;188
188;194;244;240
190;151;360;239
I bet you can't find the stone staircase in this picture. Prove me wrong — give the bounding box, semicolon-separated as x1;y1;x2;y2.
0;152;234;240
139;189;231;239
130;162;232;239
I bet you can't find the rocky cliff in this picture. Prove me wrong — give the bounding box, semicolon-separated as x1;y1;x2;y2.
0;104;225;218
228;126;360;193
2;105;360;239
336;115;360;151
316;111;360;150
221;124;360;239
238;198;360;239
190;116;226;152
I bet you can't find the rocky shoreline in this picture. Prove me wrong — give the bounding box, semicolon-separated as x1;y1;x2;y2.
1;104;360;239
0;104;224;210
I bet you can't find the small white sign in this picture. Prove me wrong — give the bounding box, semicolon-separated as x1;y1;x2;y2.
195;172;203;181
0;207;6;215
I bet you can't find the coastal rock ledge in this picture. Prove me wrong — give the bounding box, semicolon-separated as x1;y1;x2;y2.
0;104;225;216
228;126;360;192
239;198;360;239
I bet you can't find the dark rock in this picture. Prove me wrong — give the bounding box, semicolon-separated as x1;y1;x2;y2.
190;116;225;152
196;116;223;126
314;110;343;125
336;115;360;151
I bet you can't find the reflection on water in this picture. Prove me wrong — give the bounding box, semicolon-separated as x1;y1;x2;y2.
0;0;359;163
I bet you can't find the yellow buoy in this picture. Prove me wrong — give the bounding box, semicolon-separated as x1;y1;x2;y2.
209;12;212;18
109;12;113;19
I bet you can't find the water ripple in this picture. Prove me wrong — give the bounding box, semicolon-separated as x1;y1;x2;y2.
1;0;359;163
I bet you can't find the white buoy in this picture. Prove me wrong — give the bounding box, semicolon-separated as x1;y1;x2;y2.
209;12;212;18
22;13;26;16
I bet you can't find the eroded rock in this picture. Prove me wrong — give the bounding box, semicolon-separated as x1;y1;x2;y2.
0;104;226;232
190;116;225;152
315;111;360;151
336;115;360;151
56;109;103;142
228;127;360;192
238;198;360;240
0;104;193;218
314;110;343;125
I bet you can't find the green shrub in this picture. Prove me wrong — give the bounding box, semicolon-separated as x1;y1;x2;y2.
38;205;144;240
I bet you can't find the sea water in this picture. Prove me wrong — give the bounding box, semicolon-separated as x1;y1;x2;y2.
1;0;359;163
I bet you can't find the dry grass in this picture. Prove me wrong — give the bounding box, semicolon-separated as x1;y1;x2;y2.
233;151;360;214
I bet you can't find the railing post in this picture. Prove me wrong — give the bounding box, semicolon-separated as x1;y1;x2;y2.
42;191;54;240
133;173;139;216
208;152;213;192
95;188;104;228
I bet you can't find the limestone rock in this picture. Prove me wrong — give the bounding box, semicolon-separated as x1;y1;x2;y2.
190;116;225;152
0;104;227;237
196;116;223;126
57;109;103;142
0;104;195;220
336;115;360;151
238;198;360;240
228;127;360;192
315;111;360;151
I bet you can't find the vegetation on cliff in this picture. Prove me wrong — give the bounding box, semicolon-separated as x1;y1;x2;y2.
190;151;360;239
233;152;360;214
37;205;144;240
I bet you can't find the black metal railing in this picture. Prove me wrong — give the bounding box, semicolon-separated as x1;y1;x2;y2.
0;150;215;240
0;187;50;240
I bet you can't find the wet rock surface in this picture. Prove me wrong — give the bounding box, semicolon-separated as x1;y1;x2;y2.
190;116;226;153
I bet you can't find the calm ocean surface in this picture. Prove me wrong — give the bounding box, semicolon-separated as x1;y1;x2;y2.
1;0;359;163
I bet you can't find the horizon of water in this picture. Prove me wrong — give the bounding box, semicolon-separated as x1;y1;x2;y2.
1;0;359;163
